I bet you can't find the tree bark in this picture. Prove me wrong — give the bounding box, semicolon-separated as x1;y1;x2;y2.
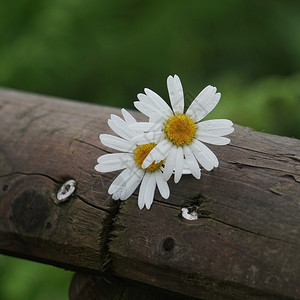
0;88;299;299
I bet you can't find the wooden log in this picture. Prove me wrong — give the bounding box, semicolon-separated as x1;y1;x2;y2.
0;87;299;299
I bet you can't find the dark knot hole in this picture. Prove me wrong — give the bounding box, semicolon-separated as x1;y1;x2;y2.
162;237;175;252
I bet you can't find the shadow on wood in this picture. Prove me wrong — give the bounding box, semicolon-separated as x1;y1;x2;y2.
69;272;197;300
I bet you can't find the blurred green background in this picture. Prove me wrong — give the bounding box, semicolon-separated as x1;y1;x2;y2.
1;0;300;299
0;256;72;300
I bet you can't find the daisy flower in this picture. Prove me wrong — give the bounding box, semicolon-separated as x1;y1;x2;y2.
132;75;234;183
95;109;170;210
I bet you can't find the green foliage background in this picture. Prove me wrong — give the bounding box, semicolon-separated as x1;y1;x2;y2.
0;256;72;300
1;0;300;299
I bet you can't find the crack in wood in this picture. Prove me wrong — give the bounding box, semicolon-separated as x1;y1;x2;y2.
205;215;296;245
0;171;60;183
204;171;276;195
71;138;110;153
228;143;273;156
283;174;300;183
76;194;110;213
16;103;43;120
151;199;181;210
229;160;299;175
269;188;282;196
99;198;121;271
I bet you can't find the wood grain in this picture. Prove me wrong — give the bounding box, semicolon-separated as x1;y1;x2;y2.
0;88;299;299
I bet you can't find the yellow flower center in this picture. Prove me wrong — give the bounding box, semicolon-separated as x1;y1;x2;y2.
134;143;164;172
164;114;196;147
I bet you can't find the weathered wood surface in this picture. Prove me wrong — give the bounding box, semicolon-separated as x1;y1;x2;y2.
0;87;299;299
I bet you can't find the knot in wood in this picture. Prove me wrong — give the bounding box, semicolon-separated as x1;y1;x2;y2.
158;237;176;260
12;189;49;234
55;179;76;204
181;207;199;220
162;237;175;252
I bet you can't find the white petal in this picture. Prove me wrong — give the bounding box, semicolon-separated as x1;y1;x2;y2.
197;119;234;136
186;85;220;122
187;85;216;115
100;134;134;152
108;118;131;140
110;167;142;201
163;146;177;181
144;173;156;209
155;171;170;199
182;165;192;175
95;153;133;172
144;88;173;115
134;101;154;118
131;130;164;144
138;173;149;209
190;140;219;171
167;75;184;114
198;119;233;129
142;139;171;169
110;113;142;139
198;126;234;137
121;108;137;124
148;114;169;124
174;147;184;183
112;193;120;200
190;148;213;171
136;94;169;121
129;122;161;132
120;169;144;200
110;114;127;125
108;168;131;195
196;134;230;145
183;145;201;179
